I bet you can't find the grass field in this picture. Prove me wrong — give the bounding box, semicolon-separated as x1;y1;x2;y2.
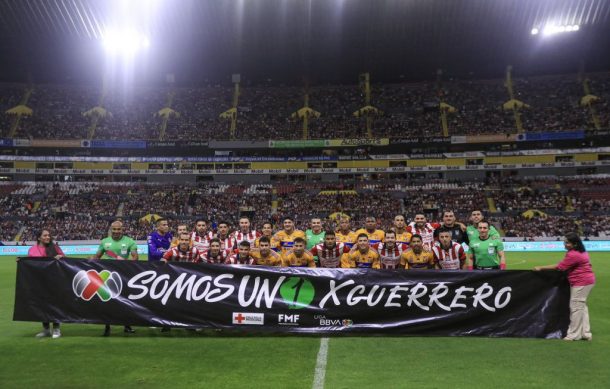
0;252;608;388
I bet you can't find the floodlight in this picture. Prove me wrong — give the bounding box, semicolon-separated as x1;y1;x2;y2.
531;28;539;35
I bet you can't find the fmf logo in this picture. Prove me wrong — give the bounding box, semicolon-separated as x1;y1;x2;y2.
232;312;264;325
278;314;300;326
73;270;122;302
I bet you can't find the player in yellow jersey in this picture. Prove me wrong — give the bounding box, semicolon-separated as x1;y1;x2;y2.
281;238;316;267
255;222;277;249
272;217;306;254
251;236;281;266
355;216;385;245
335;216;358;248
342;233;381;269
400;234;434;269
392;214;412;246
170;224;189;248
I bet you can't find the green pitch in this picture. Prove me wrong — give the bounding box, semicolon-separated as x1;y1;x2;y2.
0;253;608;388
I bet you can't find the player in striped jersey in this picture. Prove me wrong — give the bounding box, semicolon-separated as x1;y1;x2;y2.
335;216;358;248
400;234;435;269
281;238;316;267
392;214;412;246
310;231;351;268
406;214;440;251
201;238;229;264
191;219;214;252
226;240;255;265
231;216;261;246
432;228;466;270
162;233;205;263
342;233;381;269
273;217;306;254
251;237;281;266
216;221;237;252
355;216;385;245
373;230;408;269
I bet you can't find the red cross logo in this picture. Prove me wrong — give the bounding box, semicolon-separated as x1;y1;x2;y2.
234;313;245;324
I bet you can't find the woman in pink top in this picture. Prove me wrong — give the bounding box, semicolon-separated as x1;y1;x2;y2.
28;230;65;339
535;232;595;341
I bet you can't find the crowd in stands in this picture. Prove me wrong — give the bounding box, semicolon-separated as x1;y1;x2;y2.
1;72;608;141
1;176;609;242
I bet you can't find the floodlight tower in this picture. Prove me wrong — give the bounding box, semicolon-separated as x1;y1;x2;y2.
291;82;320;140
503;66;529;133
7;87;34;138
353;73;382;138
219;74;241;139
436;69;457;137
577;69;601;131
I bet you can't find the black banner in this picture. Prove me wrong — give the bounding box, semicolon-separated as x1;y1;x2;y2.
14;258;570;338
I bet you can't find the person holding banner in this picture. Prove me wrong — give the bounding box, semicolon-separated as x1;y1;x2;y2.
28;229;65;339
534;232;595;341
92;220;138;336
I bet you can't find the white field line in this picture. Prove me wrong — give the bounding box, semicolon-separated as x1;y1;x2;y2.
312;337;329;389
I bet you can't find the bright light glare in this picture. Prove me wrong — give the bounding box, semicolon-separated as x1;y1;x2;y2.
103;29;150;55
537;24;581;37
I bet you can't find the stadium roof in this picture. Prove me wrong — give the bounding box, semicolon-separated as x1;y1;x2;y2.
0;0;609;85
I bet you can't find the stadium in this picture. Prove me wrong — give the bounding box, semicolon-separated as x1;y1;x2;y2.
1;0;609;387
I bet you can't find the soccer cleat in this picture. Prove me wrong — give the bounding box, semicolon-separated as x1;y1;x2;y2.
103;325;111;337
52;328;61;339
36;329;51;338
124;326;135;334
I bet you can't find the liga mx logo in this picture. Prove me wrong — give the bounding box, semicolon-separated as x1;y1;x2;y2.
72;270;122;302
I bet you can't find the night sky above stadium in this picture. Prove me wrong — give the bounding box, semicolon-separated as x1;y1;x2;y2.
0;0;609;85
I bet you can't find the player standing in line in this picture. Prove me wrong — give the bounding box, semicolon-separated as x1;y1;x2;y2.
191;219;214;252
374;230;408;269
226;241;256;265
355;216;385;245
201;238;229;264
231;216;261;247
392;214;412;246
335;216;358;249
162;233;205;263
216;221;237;252
310;231;351;268
305;217;326;250
342;233;381;269
254;221;276;249
432;210;469;245
170;224;189;248
432;228;466;270
400;234;435;270
273;217;306;254
281;237;316;267
406;213;439;251
466;210;500;241
148;218;172;262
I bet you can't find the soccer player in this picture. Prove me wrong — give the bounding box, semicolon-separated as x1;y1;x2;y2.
281;237;316;267
251;237;282;266
432;228;466;270
92;220;138;336
305;217;325;250
148;218;172;262
226;241;256;265
170;224;189;248
392;214;412;246
273;217;306;254
467;221;506;270
310;231;351;268
335;216;358;248
93;220;139;261
191;219;213;252
163;233;205;263
355;216;385;245
466;210;500;241
406;214;439;251
254;221;276;249
231;216;261;246
216;221;237;252
432;210;469;245
342;233;381;269
374;230;408;269
201;238;229;264
400;234;435;270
